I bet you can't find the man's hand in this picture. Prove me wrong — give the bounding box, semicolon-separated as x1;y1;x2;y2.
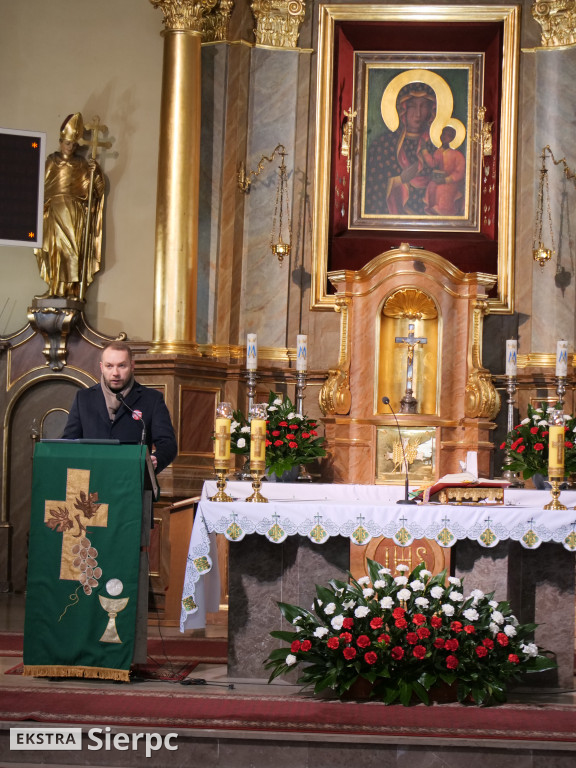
151;454;158;470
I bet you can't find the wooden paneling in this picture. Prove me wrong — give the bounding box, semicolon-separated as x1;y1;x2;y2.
179;387;219;455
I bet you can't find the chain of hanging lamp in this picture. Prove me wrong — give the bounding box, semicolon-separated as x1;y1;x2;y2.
270;148;292;264
532;147;555;269
533;145;576;268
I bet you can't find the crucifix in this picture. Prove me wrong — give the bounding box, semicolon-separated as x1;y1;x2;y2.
77;115;112;301
395;322;427;414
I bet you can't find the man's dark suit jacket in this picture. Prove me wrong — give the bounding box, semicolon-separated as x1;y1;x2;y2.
62;381;177;474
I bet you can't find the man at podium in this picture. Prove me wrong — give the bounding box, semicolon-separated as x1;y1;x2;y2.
62;340;177;473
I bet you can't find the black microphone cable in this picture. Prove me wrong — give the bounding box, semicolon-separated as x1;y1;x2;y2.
116;393;147;446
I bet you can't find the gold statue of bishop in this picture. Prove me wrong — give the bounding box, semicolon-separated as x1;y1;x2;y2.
35;113;107;300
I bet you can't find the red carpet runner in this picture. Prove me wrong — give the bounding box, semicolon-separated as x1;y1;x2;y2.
1;684;575;743
2;632;575;744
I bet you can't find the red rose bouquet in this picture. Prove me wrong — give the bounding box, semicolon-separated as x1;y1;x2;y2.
265;560;556;706
502;402;576;479
230;390;326;477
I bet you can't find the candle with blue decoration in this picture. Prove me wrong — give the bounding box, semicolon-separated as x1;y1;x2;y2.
296;335;307;372
505;339;517;376
246;333;258;371
556;339;568;377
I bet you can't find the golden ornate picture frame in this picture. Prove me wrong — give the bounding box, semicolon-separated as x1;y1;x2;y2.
376;425;436;485
311;4;520;314
350;52;483;231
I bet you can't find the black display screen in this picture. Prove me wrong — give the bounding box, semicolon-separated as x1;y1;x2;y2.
0;128;45;247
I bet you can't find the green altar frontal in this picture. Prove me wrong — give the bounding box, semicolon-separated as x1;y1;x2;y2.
23;441;147;681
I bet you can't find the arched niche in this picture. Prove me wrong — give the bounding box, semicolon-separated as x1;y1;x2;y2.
377;287;439;416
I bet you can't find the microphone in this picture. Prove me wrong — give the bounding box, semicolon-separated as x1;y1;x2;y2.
116;394;146;446
382;396;417;505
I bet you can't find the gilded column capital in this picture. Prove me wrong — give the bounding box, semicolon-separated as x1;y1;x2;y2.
150;0;218;33
203;0;234;42
532;1;576;48
251;0;306;49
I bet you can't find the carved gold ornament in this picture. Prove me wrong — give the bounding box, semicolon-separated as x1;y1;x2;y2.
251;0;306;49
464;300;500;419
150;0;218;32
341;107;356;173
472;106;494;157
202;0;233;41
383;289;438;321
437;486;504;505
532;0;576;48
319;298;351;416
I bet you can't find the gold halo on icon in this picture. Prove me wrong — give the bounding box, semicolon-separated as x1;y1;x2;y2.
381;68;466;149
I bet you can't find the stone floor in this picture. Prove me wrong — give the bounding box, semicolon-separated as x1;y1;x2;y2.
1;593;575;767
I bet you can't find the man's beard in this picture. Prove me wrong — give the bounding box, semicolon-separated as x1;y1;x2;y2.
104;376;131;394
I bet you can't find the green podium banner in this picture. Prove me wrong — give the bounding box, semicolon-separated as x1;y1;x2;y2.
23;442;147;681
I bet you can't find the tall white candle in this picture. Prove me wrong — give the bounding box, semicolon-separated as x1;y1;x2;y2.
505;340;517;377
246;333;258;371
556;339;568;377
296;334;308;372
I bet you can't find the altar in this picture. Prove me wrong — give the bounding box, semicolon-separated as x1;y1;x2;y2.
181;482;576;684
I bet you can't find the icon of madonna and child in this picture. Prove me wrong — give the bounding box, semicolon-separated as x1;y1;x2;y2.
363;69;470;222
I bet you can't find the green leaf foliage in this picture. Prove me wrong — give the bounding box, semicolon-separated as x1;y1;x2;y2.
501;401;576;479
264;558;557;706
229;391;327;476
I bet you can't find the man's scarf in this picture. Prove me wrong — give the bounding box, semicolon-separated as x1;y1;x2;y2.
101;375;134;420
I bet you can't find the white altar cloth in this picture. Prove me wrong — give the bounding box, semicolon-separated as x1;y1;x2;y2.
180;482;576;631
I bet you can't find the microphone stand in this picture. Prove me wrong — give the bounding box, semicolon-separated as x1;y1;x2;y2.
382;397;417;505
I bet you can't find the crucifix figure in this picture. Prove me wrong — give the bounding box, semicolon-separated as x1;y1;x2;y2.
395;322;427;414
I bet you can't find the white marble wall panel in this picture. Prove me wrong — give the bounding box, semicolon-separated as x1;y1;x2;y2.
530;48;576;354
241;48;300;348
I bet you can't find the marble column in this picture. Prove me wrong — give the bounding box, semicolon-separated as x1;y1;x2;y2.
149;0;215;354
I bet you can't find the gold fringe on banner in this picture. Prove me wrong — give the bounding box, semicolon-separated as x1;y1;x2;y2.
22;665;130;682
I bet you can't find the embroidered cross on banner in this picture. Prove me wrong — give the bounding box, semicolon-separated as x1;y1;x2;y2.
44;468;108;580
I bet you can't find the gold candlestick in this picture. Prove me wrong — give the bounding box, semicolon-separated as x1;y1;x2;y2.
211;402;234;501
544;477;567;510
245;465;268;503
209;466;233;502
545;409;566;509
246;402;268;502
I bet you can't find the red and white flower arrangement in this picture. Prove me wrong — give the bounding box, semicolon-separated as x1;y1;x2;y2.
230;390;326;477
265;560;556;705
502;402;576;480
